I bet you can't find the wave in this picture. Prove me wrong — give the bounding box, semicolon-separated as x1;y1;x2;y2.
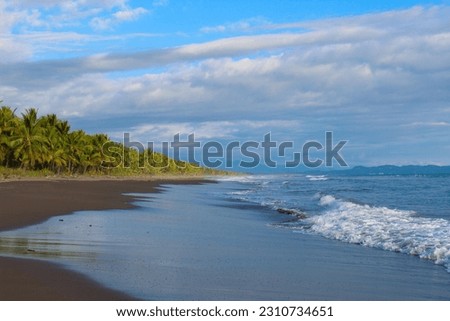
216;175;278;183
301;195;450;271
215;175;254;183
229;190;306;218
220;174;450;272
306;175;328;181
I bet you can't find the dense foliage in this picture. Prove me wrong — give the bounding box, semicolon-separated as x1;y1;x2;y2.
0;105;221;177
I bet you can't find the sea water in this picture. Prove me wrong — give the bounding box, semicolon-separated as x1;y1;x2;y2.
219;173;450;272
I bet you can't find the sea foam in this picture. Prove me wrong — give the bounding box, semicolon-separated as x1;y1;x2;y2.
306;175;328;181
304;195;450;271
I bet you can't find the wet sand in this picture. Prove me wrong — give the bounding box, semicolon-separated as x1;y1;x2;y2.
0;256;134;300
0;178;205;300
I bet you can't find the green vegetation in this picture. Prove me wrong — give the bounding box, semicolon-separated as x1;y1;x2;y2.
0;105;227;178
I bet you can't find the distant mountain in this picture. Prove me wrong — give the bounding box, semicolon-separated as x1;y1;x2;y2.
337;165;450;176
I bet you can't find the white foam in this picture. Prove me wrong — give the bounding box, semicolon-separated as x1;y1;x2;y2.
306;175;328;181
216;175;279;184
304;195;450;271
215;175;255;183
319;195;336;206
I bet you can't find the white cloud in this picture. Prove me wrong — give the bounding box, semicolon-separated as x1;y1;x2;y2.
0;0;152;62
200;17;272;34
114;120;301;143
91;6;148;30
3;6;450;108
0;37;33;62
2;0;147;33
114;7;148;21
7;0;128;11
121;122;238;142
1;5;450;164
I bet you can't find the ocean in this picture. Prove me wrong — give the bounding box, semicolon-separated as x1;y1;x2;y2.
219;173;450;273
1;173;450;300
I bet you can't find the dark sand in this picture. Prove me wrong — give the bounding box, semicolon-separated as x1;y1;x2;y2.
0;178;205;300
0;256;134;300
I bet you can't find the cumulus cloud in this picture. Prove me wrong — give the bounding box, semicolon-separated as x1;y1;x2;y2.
1;5;450;165
5;6;450;84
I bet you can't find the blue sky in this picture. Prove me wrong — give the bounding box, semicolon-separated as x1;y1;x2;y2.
1;0;450;170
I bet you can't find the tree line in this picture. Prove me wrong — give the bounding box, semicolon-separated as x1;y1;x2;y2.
0;105;218;176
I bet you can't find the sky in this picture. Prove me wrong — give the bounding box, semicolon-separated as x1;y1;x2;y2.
1;0;450;170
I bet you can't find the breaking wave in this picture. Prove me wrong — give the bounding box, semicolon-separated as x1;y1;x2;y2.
303;195;450;271
306;175;328;181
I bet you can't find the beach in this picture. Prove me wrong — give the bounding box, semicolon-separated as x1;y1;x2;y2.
1;175;450;301
0;178;205;300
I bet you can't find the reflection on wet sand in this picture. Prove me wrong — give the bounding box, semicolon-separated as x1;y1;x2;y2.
0;234;96;260
0;230;95;260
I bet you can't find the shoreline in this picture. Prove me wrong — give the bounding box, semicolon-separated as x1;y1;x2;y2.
3;176;450;300
0;177;211;232
0;177;210;300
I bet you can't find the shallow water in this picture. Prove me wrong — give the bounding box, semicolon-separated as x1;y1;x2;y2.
1;181;450;300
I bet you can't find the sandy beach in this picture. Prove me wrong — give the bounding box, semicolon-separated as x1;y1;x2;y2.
0;177;205;300
10;180;445;301
2;177;450;301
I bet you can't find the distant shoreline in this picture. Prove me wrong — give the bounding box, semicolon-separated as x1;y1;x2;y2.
0;177;211;300
0;173;220;183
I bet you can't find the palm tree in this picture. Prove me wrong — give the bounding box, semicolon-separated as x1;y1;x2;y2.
78;134;109;173
66;129;92;173
10;108;46;169
0;106;18;166
1;103;219;176
41;114;70;173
